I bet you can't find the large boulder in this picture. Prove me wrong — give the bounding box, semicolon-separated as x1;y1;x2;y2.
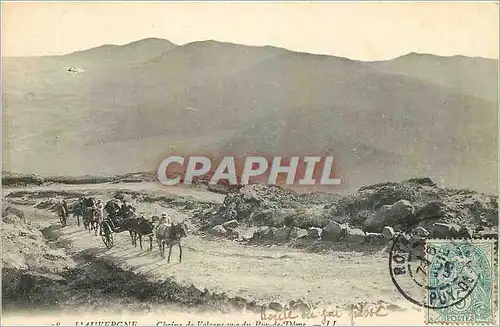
347;228;366;244
365;232;386;245
272;227;307;242
418;201;448;219
252;226;278;240
308;227;322;239
431;223;472;239
274;227;293;242
363;200;416;232
322;221;347;241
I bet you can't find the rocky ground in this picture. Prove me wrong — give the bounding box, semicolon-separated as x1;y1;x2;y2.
2;177;498;325
196;178;497;244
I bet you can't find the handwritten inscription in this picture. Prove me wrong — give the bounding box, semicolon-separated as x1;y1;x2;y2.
260;302;388;325
348;303;388;325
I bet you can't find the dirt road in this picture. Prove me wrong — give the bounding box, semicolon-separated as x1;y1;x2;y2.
4;183;426;325
51;215;415;309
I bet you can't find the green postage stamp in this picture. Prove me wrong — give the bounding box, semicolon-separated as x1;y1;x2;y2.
425;238;496;325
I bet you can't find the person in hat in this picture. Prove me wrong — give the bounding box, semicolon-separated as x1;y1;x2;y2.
61;198;69;215
96;199;104;219
160;213;172;225
117;200;135;219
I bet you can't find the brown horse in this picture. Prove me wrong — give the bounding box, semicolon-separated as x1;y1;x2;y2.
85;207;103;236
155;221;188;263
72;200;85;227
129;217;156;250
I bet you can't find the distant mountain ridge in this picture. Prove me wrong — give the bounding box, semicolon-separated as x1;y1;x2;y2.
61;37;178;61
367;52;498;102
2;38;497;193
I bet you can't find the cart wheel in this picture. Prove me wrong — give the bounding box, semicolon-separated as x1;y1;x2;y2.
102;232;114;249
59;215;66;227
100;221;113;249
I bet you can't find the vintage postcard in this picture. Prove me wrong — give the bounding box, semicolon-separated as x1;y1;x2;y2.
1;1;498;326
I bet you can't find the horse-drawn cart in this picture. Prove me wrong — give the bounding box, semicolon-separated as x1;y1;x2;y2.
100;218;136;249
100;215;155;250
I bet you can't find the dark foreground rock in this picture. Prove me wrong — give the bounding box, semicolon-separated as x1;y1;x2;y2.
363;200;415;232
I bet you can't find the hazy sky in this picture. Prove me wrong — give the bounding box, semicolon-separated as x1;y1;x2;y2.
2;1;499;60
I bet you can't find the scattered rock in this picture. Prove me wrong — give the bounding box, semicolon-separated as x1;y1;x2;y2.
210;225;227;236
308;227;322;239
418;201;448;219
363;200;415;232
296;228;308;239
269;302;284;312
252;226;277;240
431;223;472;239
406;177;437;187
187;284;203;298
347;228;366;244
288;299;311;313
381;226;396;240
322;221;347;241
365;233;386;245
274;228;290;242
222;220;239;229
412;227;430;239
230;296;248;309
273;227;303;242
225;227;240;240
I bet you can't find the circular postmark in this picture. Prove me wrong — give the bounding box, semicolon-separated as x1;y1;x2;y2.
388;224;480;309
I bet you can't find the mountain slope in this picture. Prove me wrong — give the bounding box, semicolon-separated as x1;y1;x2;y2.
62;37;178;64
2;38;497;193
367;53;498;102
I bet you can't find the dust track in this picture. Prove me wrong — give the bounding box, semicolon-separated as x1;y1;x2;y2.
51;218;411;309
3;183;425;325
